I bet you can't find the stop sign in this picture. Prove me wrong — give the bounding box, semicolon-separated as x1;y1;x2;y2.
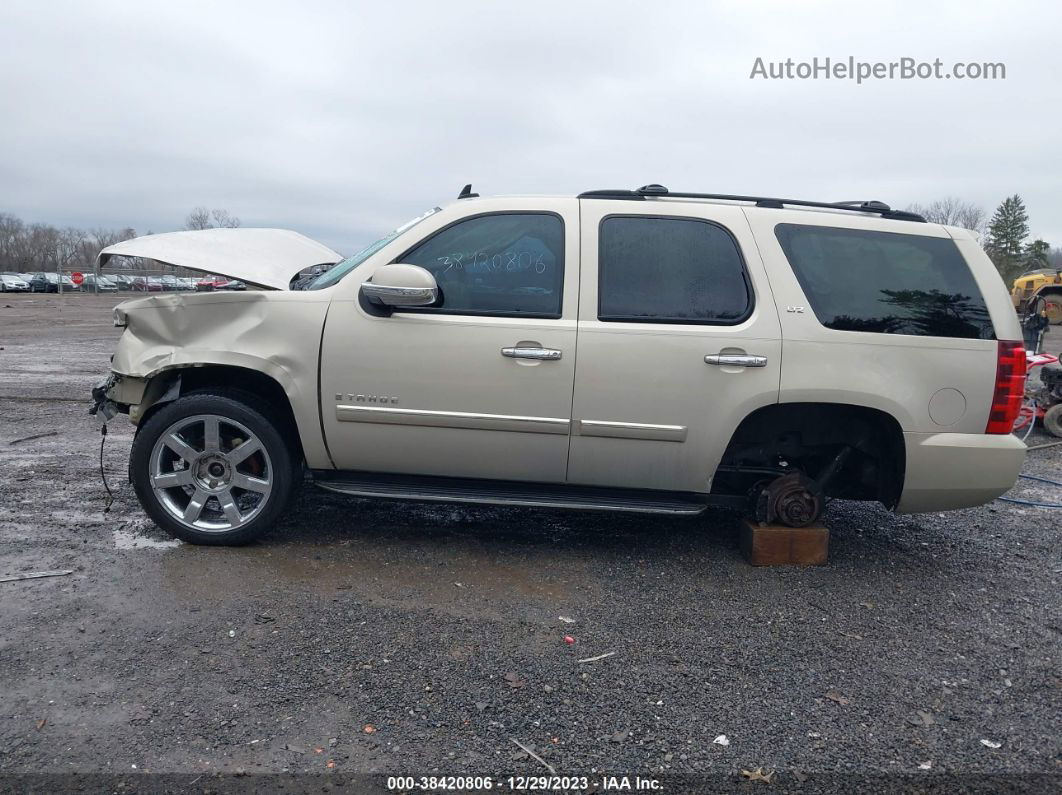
71;272;84;286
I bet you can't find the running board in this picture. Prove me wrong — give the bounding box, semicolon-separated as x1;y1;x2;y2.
311;471;708;515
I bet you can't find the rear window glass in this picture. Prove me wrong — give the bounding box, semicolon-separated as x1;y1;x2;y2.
775;224;994;340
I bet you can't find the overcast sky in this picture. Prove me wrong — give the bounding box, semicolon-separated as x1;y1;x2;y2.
1;0;1059;253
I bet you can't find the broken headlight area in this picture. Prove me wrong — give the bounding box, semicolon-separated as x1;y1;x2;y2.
90;374;120;423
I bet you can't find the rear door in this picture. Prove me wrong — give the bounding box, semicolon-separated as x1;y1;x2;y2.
566;200;782;493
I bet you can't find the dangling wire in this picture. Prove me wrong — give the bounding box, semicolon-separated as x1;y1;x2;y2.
99;424;114;512
997;473;1062;509
1019;401;1038;442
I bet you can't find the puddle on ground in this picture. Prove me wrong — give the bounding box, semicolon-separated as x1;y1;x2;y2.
157;531;582;621
113;528;182;549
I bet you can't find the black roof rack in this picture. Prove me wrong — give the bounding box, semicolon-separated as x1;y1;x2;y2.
577;185;926;222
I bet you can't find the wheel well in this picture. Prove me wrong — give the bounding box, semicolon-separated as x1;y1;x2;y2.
712;403;905;508
139;366;304;463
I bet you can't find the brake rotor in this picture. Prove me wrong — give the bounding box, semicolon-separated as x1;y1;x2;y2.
756;472;823;528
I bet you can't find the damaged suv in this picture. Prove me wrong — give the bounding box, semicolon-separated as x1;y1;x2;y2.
92;185;1027;544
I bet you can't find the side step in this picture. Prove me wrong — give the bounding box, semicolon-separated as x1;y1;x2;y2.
311;471;708;515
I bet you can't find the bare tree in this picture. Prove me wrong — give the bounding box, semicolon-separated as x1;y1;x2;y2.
23;223;59;271
1;208;237;277
185;207;212;230
0;212;25;267
56;227;86;271
185;207;241;230
0;213;148;275
906;197;986;234
73;227;136;271
211;209;240;228
92;226;135;250
954;204;986;234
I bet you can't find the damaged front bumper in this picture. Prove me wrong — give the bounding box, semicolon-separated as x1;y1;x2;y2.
90;374;120;423
90;372;156;425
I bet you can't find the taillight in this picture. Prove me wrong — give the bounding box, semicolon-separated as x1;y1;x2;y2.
985;340;1026;434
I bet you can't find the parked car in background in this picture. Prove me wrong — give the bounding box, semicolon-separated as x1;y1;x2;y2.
81;274;118;292
221;280;247;291
131;276;163;292
1;273;30;292
17;272;35;283
28;272;59;292
195;275;232;291
111;274;137;291
29;272;79;291
158;275;183;291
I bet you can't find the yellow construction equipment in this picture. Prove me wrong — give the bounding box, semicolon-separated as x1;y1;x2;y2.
1012;268;1062;324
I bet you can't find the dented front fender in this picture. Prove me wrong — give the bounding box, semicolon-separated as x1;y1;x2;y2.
108;290;334;468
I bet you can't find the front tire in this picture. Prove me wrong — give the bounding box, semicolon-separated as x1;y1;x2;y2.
129;391;297;545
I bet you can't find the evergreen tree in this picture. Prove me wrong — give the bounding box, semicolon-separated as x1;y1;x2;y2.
985;195;1030;282
1023;238;1050;270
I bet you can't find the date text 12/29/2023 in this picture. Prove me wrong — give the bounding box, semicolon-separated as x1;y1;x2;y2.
386;775;663;791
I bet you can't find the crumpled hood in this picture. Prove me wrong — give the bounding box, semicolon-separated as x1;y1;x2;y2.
97;228;343;290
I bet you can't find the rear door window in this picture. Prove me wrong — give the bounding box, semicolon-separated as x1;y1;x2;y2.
598;216;752;324
775;224;994;340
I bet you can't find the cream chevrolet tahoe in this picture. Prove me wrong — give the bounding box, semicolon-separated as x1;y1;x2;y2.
91;184;1027;545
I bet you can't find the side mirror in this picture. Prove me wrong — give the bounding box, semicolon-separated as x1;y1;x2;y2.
360;264;438;307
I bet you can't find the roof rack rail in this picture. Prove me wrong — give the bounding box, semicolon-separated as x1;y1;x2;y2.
576;185;926;222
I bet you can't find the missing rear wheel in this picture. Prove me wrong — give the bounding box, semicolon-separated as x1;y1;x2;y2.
753;472;824;528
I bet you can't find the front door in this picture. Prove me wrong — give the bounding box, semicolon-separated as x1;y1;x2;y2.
319;199;579;483
566;201;782;493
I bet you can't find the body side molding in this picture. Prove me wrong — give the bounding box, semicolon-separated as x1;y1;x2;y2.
575;419;688;442
335;404;570;435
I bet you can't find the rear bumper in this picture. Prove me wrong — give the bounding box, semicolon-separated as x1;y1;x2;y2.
896;432;1026;513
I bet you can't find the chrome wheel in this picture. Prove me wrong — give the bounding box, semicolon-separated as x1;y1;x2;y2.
149;414;273;533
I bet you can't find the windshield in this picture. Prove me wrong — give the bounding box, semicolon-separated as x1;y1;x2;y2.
306;207;441;290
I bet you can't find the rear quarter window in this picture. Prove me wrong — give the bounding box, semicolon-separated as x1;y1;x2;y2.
775;224;994;340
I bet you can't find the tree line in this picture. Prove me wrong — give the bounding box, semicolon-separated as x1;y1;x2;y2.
0;207;239;274
906;195;1060;282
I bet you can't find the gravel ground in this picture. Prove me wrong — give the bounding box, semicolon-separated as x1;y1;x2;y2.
0;294;1059;793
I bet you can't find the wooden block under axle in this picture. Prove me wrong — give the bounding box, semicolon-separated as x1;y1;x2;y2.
740;519;829;566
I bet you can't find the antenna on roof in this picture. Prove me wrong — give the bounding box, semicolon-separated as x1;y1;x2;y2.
457;183;479;199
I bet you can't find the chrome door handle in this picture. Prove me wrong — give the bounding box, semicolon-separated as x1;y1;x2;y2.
705;354;768;367
502;346;562;361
